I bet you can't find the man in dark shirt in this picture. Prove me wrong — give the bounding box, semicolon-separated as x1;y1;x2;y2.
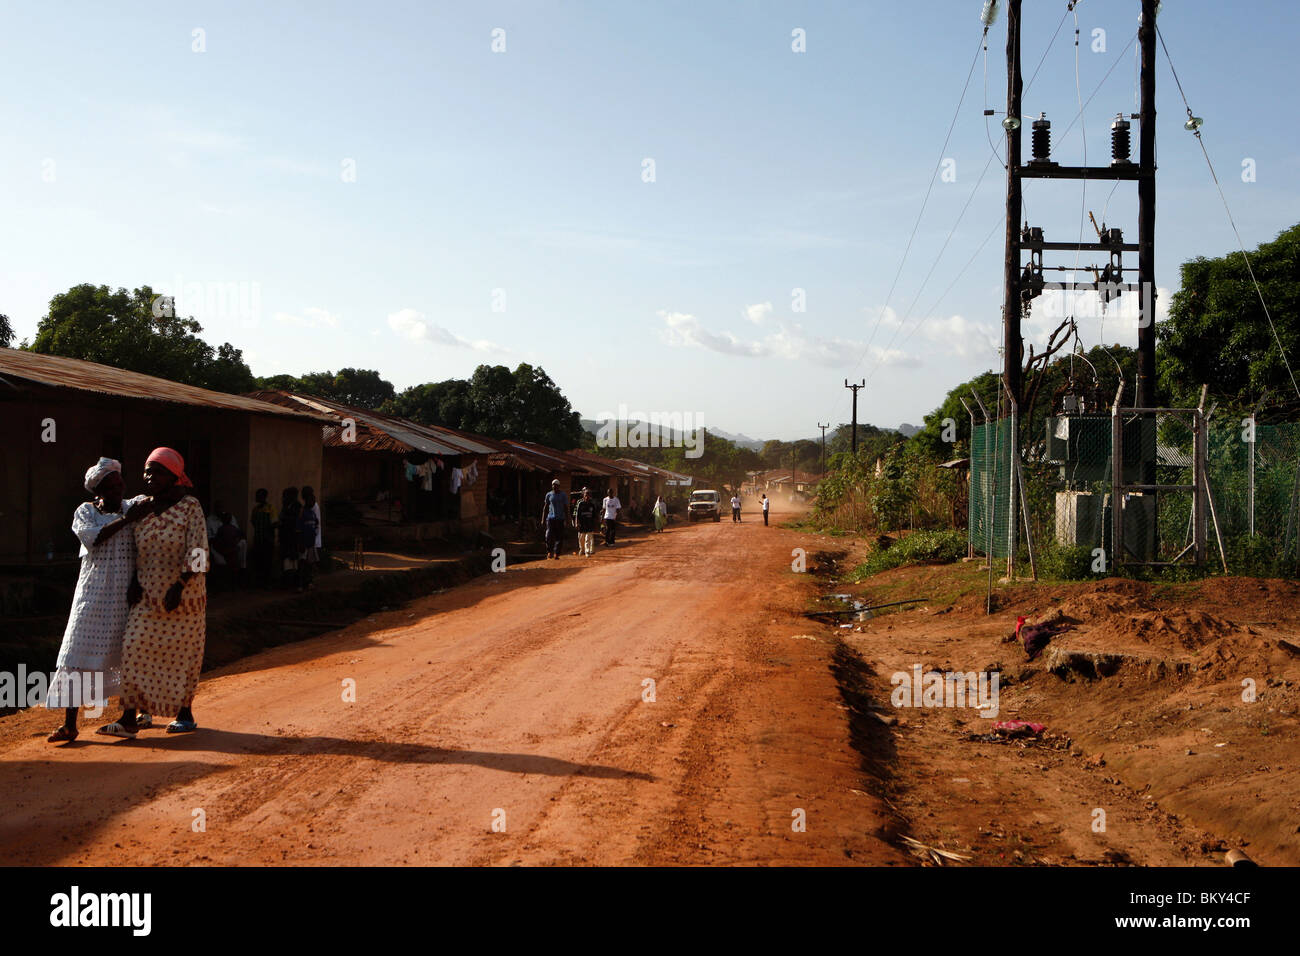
574;487;600;556
541;478;569;559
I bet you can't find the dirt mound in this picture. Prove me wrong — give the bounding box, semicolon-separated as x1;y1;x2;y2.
1025;580;1265;673
1103;609;1248;651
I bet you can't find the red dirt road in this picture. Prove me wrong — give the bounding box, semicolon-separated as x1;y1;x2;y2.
0;504;902;866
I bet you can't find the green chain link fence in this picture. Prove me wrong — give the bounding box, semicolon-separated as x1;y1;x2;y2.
969;416;1014;559
970;411;1300;575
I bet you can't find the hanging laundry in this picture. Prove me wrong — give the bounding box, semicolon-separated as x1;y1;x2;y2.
464;461;479;486
450;467;464;494
405;461;418;482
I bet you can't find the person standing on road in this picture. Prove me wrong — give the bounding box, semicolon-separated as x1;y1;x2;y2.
278;487;301;589
731;494;741;522
761;493;770;526
297;486;321;590
652;495;668;533
574;487;600;556
45;458;149;743
249;488;277;587
602;488;622;545
101;447;208;738
541;478;569;559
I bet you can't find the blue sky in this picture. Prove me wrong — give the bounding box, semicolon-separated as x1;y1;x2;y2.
2;0;1296;440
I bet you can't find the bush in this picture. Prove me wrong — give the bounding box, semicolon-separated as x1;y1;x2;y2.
1224;535;1292;578
1038;543;1096;580
853;529;966;578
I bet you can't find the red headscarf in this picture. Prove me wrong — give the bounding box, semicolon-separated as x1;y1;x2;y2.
146;447;194;487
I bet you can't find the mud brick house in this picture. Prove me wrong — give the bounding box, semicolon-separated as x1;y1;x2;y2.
0;350;329;567
245;391;502;544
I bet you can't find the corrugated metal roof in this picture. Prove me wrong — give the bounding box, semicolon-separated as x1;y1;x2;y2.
244;391;466;455
0;350;331;422
613;458;694;481
565;448;649;477
508;441;626;476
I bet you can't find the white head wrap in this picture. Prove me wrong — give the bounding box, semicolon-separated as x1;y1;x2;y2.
84;457;122;493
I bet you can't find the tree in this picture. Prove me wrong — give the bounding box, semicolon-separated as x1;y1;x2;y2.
254;368;395;409
0;313;13;348
383;363;583;448
29;284;255;393
1158;222;1300;411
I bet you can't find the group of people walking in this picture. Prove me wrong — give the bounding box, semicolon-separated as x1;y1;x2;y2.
540;480;671;559
45;448;209;743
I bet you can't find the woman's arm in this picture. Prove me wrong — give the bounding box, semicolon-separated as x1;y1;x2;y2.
94;495;152;545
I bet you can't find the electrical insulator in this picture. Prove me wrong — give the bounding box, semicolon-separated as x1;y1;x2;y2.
1110;113;1132;164
1031;113;1051;163
980;0;1000;28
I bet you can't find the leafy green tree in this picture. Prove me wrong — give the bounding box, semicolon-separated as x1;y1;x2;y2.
1158;222;1300;411
255;368;395;409
0;313;13;348
383;363;583;449
29;284;255;393
384;379;472;425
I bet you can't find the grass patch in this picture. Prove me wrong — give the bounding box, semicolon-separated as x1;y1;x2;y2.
850;529;966;580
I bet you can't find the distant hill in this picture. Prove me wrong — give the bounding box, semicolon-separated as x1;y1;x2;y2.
896;423;921;437
707;428;764;451
580;418;763;451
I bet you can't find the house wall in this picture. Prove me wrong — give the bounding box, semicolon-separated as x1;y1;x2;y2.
247;416;324;531
456;455;488;531
320;446;393;503
0;388;317;565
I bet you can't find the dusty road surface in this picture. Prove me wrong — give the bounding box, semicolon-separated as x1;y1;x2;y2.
0;501;904;866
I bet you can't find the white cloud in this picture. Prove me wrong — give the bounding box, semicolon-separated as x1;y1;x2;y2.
660;311;766;357
658;309;919;368
919;313;998;359
388;308;429;341
387;308;506;353
274;306;340;329
744;302;772;324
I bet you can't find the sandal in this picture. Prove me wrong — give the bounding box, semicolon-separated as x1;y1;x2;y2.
96;722;137;739
47;725;78;743
166;719;199;734
136;713;153;729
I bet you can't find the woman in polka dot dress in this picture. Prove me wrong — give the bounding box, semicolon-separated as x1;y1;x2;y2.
99;448;209;738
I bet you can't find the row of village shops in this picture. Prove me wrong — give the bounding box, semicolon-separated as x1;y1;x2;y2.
0;349;691;569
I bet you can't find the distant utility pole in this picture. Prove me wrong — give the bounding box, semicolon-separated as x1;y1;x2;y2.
817;422;829;475
844;379;865;456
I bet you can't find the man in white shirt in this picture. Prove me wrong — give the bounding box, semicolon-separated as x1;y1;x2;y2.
761;493;770;526
602;488;622;545
730;495;741;522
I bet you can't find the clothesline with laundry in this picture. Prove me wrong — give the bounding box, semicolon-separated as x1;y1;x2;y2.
404;456;479;493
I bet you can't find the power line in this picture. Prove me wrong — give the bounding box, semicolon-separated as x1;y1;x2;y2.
1057;32;1136;142
861;2;1078;389
857;27;977;374
889;215;1003;358
864;147;1002;382
1156;25;1300;401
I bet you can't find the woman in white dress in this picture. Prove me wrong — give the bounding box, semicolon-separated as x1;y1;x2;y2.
44;458;148;743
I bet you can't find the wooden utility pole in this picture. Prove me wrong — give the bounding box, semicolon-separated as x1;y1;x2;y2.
1003;0;1157;413
817;422;829;476
1137;0;1158;408
845;379;865;455
1002;0;1023;415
